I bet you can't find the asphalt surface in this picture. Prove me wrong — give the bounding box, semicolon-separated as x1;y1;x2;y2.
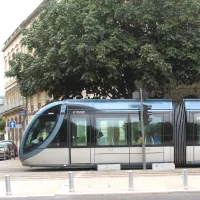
0;159;82;180
2;159;200;181
1;192;200;200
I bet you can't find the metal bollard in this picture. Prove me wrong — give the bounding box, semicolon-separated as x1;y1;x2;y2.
5;175;12;195
4;147;6;161
183;169;188;190
128;170;134;191
68;172;74;192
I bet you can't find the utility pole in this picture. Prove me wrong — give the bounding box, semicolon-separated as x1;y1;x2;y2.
140;88;146;170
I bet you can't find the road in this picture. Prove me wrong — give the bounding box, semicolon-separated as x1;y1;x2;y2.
2;159;200;181
0;159;82;180
0;193;200;200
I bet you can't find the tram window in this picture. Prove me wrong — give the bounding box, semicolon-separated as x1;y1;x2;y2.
130;115;141;145
187;123;194;145
163;122;173;145
131;114;168;146
147;116;163;145
71;116;90;147
186;113;194;145
193;114;200;145
48;116;68;147
95;115;128;146
43;105;60;115
23;113;58;153
162;114;173;145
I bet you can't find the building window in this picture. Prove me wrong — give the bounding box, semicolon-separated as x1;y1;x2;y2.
37;93;41;109
5;60;7;72
30;96;34;112
46;94;50;105
8;57;11;70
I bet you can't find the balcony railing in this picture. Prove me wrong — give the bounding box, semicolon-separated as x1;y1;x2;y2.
0;98;26;114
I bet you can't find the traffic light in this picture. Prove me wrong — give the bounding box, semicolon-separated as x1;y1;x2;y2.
143;104;153;125
138;111;141;121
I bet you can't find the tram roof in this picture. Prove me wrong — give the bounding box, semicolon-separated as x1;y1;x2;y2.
184;99;200;111
61;99;173;111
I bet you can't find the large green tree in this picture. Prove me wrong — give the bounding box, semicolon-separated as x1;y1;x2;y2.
6;0;200;99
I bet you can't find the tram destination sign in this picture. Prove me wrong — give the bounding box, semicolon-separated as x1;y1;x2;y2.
19;110;26;116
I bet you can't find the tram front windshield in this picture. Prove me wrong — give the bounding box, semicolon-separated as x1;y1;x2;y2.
23;106;60;153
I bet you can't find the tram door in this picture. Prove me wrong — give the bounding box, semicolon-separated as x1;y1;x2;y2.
94;114;129;164
69;114;91;164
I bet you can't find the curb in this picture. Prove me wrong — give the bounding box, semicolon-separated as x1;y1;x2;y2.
0;194;55;199
0;194;54;198
55;189;200;196
1;189;200;198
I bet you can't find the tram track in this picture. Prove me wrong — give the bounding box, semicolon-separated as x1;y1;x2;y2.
0;160;79;180
0;170;80;181
74;171;200;178
2;170;199;181
1;160;200;181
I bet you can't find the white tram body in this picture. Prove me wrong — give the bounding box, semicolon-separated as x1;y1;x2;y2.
19;99;200;168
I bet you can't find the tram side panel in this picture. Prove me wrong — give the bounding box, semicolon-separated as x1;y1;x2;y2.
93;111;174;165
22;148;69;166
20;99;174;168
186;146;200;164
94;147;130;164
57;110;171;166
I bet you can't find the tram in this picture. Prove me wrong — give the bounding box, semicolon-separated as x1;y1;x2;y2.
19;99;200;168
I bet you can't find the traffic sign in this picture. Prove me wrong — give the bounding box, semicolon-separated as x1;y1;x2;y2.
9;121;16;128
16;124;22;128
4;127;9;131
19;110;26;116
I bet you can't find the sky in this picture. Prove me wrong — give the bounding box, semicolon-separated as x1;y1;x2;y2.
0;0;43;96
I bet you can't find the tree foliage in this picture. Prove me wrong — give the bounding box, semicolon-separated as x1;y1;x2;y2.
0;116;6;133
6;0;200;99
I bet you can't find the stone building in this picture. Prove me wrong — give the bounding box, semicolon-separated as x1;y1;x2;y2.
0;0;50;148
0;96;4;106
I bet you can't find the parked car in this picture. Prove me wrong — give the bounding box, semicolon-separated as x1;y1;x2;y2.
0;140;18;157
0;142;15;160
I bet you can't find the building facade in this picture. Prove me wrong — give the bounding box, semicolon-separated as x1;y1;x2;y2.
0;96;5;140
1;0;200;149
0;96;4;106
0;1;49;148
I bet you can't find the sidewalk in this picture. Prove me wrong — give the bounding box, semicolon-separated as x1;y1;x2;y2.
1;160;200;197
0;180;66;197
1;172;200;197
55;171;200;196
